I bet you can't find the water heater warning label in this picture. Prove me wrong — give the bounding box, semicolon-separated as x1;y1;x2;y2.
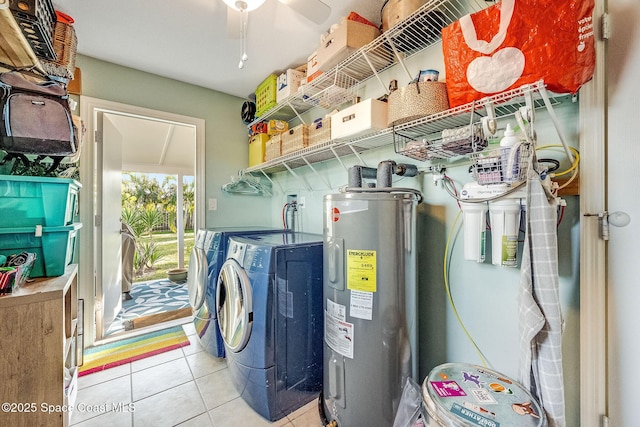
346;250;376;292
325;300;354;358
350;290;373;320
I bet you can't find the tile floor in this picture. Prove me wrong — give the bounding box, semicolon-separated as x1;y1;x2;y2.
70;322;324;427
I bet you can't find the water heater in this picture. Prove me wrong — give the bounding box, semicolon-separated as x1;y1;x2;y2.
322;161;421;427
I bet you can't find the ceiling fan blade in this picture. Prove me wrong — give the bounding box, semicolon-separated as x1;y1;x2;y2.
226;7;241;39
279;0;331;25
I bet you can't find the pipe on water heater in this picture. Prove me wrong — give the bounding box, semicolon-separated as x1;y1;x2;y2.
377;160;419;188
348;165;377;188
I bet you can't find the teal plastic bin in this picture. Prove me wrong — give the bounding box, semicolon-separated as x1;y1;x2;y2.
0;174;82;227
0;222;82;277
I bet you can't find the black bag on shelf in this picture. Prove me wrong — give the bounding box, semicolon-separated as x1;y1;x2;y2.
0;71;77;170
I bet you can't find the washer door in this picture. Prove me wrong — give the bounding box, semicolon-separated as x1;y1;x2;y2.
216;259;253;353
186;246;208;311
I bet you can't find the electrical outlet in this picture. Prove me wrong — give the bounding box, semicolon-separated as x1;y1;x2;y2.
298;196;306;209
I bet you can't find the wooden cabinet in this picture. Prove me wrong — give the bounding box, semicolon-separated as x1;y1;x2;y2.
0;264;79;427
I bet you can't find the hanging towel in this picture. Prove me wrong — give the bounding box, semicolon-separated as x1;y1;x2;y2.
518;170;565;427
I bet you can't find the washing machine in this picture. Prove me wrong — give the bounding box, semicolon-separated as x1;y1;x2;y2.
216;232;324;421
186;227;287;357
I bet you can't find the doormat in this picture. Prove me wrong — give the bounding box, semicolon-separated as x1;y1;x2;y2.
79;325;190;377
106;279;190;336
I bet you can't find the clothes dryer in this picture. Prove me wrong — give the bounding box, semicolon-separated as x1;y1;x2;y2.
216;232;324;421
186;227;286;357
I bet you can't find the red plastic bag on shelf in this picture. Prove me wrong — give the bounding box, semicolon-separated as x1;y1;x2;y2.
442;0;595;107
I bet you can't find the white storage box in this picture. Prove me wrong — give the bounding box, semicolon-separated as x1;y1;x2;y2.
331;99;388;140
276;68;306;102
317;19;380;72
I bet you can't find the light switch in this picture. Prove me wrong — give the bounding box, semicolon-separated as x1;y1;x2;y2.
208;198;217;211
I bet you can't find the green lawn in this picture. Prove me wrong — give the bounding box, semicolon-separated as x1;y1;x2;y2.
134;230;195;282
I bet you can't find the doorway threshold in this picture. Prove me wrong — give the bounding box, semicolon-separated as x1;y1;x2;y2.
95;314;193;347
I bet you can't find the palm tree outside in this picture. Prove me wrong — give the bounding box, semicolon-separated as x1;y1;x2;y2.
122;172;195;282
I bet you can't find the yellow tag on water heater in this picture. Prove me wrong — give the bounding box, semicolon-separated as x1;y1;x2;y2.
346;249;377;292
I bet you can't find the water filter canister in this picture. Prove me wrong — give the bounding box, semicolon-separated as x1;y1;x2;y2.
489;198;522;267
461;201;488;263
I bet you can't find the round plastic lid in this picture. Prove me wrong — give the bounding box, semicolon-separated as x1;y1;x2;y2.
422;363;546;427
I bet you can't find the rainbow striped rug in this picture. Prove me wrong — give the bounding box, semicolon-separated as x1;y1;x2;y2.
79;325;190;377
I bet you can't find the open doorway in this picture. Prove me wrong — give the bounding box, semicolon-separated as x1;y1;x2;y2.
104;171;196;337
79;97;205;346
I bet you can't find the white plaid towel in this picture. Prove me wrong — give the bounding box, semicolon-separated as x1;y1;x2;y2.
518;171;565;427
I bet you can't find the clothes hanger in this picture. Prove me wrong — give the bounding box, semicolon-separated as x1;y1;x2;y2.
221;171;272;196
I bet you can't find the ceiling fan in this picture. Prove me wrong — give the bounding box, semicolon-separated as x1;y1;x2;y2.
222;0;331;69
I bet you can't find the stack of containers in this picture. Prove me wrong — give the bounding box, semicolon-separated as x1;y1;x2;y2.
249;120;288;166
0;174;82;278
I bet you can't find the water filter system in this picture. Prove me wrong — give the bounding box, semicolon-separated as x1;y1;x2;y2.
454;118;534;267
460;180;526;267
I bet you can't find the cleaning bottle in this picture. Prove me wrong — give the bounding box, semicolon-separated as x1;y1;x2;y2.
500;123;521;183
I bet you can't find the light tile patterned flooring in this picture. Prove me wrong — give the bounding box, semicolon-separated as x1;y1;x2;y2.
71;322;323;427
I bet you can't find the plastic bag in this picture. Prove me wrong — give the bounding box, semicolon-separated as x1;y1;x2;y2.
442;0;595;107
393;377;429;427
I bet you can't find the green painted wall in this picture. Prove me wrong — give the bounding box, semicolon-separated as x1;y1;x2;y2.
75;54;273;227
75;50;581;424
264;44;581;425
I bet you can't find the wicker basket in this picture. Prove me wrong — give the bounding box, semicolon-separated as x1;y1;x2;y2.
308;118;331;147
265;134;282;161
281;124;309;155
40;19;77;79
387;81;449;127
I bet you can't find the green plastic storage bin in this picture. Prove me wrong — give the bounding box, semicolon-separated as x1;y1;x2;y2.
0;222;82;277
0;174;81;227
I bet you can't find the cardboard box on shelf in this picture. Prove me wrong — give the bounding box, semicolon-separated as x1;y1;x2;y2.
306;51;322;83
317;19;380;72
276;68;306;102
267;120;289;135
